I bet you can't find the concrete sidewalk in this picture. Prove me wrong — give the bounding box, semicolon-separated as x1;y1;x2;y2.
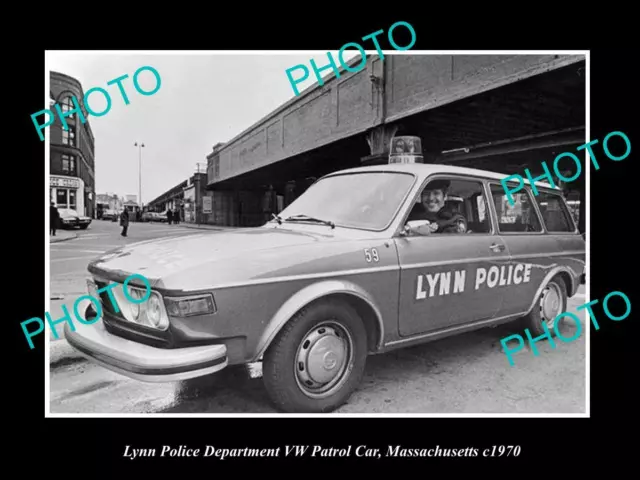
50;230;77;243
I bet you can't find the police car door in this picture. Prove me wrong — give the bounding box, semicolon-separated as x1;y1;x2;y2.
395;177;506;337
486;183;575;318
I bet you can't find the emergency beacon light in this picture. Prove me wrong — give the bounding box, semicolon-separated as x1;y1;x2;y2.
389;136;424;164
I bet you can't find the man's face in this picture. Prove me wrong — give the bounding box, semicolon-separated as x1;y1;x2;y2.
422;188;445;212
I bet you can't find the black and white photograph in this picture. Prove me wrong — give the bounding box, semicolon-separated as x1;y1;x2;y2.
43;50;591;416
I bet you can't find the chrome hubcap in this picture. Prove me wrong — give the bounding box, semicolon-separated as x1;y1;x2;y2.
295;321;354;399
540;284;563;328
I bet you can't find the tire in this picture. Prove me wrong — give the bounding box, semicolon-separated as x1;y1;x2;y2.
522;276;568;338
262;298;368;413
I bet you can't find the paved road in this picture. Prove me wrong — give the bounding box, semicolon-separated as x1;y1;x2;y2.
49;221;587;414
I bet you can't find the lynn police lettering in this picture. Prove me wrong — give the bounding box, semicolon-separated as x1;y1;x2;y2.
416;263;532;300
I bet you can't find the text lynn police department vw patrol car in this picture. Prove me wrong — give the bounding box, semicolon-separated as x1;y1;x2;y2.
65;140;585;413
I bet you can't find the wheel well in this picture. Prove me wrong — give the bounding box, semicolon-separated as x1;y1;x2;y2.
554;271;573;296
306;293;381;354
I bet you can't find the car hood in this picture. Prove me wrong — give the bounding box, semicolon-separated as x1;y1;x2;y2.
88;227;338;285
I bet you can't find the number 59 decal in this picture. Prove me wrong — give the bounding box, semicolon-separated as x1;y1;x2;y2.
364;248;379;263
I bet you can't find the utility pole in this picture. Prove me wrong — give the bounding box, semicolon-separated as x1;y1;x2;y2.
134;142;145;216
194;163;207;225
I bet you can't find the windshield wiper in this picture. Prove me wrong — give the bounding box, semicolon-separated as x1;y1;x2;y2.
284;214;335;229
271;213;282;225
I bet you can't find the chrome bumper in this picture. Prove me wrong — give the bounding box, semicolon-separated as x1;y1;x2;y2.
64;321;227;382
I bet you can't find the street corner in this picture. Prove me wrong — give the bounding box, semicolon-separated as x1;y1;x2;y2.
50;230;78;243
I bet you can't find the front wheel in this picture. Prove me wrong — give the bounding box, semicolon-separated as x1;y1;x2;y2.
262;299;368;413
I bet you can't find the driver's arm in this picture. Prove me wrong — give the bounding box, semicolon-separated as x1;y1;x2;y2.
436;212;468;233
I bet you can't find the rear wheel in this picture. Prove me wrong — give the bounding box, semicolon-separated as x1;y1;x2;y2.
522;277;567;338
262;299;368;413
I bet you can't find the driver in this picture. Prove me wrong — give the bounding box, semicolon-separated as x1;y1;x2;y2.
407;179;467;234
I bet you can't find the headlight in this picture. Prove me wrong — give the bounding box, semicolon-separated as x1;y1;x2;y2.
165;294;216;317
123;284;169;330
147;295;164;328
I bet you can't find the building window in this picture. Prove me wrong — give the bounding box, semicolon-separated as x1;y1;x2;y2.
61;154;76;175
214;158;220;178
60;96;76;120
56;189;68;208
54;188;77;210
62;124;76;147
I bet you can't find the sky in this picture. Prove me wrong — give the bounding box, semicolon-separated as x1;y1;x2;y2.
47;51;358;205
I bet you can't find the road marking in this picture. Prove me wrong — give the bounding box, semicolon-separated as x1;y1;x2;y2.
51;248;105;254
51;243;124;248
50;255;96;262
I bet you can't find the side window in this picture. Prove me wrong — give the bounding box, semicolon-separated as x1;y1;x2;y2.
534;191;575;232
407;177;491;234
489;184;542;233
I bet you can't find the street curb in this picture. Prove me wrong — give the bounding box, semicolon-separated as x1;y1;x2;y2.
181;224;239;231
50;233;78;244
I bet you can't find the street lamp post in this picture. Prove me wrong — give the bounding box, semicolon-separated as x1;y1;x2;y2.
134;142;145;218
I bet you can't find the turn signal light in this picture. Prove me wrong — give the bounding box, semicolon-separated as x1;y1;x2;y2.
165;294;216;317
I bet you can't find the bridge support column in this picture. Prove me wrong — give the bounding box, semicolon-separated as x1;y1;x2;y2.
361;124;399;166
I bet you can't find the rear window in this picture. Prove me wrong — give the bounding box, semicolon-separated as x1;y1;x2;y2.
534;191;576;232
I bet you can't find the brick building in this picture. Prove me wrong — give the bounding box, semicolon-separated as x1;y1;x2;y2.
49;71;96;218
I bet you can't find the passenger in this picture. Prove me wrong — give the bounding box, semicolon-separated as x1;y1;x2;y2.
407;179;467;234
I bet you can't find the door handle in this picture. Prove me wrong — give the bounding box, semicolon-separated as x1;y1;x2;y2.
490;243;505;252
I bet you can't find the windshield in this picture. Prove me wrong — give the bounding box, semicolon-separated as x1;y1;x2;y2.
277;171;415;230
60;209;78;216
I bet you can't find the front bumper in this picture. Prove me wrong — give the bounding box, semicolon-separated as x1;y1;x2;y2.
64;321;228;382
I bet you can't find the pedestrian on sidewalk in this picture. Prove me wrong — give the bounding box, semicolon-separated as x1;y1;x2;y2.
120;209;129;237
50;202;60;236
167;209;173;225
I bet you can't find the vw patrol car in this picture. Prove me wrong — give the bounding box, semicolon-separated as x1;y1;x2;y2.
65;147;585;413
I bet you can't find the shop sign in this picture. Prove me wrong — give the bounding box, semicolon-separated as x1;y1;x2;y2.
51;176;80;188
203;196;212;214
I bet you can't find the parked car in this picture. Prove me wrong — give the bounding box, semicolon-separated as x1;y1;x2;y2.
101;209;118;221
58;208;92;230
65;163;585;413
142;212;167;223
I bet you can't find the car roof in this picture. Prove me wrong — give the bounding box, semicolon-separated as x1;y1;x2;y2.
321;163;560;190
